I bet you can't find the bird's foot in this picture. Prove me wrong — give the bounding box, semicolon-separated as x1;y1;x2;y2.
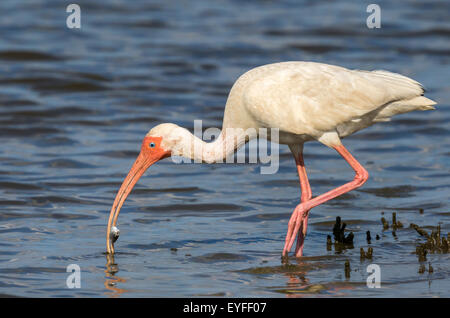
282;203;309;257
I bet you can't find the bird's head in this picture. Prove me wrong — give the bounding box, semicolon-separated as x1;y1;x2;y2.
106;123;185;253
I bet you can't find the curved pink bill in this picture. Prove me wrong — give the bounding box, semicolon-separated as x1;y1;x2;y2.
106;152;155;254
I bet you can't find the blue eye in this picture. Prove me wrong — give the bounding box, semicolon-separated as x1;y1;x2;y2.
149;142;155;148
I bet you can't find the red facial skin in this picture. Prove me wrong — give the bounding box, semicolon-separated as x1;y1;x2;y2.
106;136;170;254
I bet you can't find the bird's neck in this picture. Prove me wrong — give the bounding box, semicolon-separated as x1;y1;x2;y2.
174;127;255;163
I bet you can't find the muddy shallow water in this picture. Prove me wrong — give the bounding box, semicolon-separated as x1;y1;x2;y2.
0;0;449;297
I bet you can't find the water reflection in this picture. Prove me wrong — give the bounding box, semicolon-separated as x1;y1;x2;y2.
104;254;128;298
282;257;311;297
278;257;359;297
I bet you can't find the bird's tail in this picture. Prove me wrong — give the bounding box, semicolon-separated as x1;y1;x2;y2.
375;95;437;121
368;70;425;96
398;95;437;111
369;70;437;110
359;69;437;121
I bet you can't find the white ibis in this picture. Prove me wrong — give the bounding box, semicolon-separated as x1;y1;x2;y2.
106;61;436;257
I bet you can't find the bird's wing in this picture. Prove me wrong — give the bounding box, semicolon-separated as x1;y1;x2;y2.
242;62;427;136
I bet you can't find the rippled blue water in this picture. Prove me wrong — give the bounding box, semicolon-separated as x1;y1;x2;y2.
0;0;449;297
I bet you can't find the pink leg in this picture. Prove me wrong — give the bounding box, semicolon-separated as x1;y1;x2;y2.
294;150;312;256
294;214;308;257
283;146;312;257
284;144;369;255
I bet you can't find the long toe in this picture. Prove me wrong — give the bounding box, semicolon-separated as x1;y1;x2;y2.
283;207;300;255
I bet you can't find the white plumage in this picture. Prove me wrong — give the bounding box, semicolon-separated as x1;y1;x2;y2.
221;61;435;147
107;61;437;256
